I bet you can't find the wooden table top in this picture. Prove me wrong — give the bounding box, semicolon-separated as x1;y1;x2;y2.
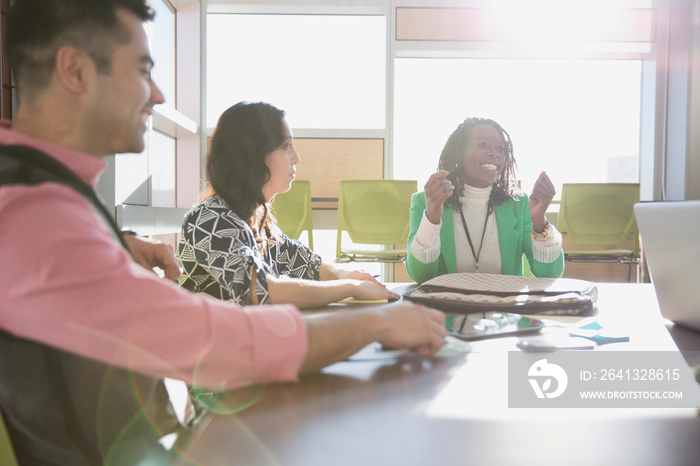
176;283;700;466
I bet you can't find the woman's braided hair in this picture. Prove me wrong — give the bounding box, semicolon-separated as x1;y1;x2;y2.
437;117;519;208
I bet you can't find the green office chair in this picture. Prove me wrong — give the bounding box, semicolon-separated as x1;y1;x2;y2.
336;179;417;263
557;183;640;281
0;410;19;466
272;179;314;250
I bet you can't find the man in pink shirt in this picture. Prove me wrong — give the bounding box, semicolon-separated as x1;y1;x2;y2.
0;0;446;463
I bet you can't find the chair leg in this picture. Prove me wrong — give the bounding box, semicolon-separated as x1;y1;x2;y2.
627;262;631;283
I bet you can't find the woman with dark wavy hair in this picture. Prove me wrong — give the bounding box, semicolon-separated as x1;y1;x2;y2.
177;101;398;308
406;117;564;283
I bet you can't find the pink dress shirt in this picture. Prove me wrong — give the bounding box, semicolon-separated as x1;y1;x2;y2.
0;122;308;391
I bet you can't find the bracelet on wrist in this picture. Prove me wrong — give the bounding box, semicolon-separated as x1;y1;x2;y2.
530;222;550;242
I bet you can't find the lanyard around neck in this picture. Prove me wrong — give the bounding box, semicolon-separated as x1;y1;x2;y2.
458;202;493;273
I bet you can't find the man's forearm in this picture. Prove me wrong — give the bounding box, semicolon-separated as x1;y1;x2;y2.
299;310;386;374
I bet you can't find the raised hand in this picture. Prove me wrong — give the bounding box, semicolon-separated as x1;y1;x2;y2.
529;171;556;232
424;170;454;224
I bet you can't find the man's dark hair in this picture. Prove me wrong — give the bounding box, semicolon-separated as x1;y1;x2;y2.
6;0;155;92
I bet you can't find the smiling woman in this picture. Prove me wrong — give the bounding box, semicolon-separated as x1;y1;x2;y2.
405;117;565;284
176;101;400;309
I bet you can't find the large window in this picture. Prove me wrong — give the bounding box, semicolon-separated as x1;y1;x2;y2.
393;59;641;196
150;0;176;106
206;12;388;274
206;14;386;129
203;3;653;279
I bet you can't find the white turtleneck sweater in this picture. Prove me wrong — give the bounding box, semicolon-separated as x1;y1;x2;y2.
411;184;562;273
451;185;502;273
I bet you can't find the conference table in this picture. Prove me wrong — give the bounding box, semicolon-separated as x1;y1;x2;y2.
177;283;700;466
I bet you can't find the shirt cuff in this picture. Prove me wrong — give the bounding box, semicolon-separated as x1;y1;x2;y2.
410;212;442;264
247;304;307;382
531;224;563;263
206;302;308;390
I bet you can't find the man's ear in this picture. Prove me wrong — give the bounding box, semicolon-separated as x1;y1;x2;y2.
54;45;96;94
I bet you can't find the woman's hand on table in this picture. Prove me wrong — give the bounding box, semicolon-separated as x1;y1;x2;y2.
350;280;400;302
336;269;385;286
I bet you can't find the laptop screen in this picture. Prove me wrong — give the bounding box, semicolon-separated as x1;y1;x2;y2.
634;200;700;331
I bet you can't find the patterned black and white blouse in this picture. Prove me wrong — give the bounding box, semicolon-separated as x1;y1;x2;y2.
177;196;322;305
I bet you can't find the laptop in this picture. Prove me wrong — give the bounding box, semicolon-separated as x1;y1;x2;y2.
634;200;700;331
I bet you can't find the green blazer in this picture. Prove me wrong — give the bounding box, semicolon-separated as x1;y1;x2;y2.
406;192;564;284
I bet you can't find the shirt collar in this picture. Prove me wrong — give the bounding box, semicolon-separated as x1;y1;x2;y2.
460;183;493;200
0;121;107;187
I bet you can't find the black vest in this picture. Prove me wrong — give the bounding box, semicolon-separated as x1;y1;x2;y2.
0;145;187;465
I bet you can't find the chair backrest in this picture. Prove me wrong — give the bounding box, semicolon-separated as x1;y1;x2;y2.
0;410;19;466
336;179;417;255
557;183;640;251
272;179;314;250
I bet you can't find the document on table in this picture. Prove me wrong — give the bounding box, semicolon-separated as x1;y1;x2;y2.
347;336;473;361
337;297;390;305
